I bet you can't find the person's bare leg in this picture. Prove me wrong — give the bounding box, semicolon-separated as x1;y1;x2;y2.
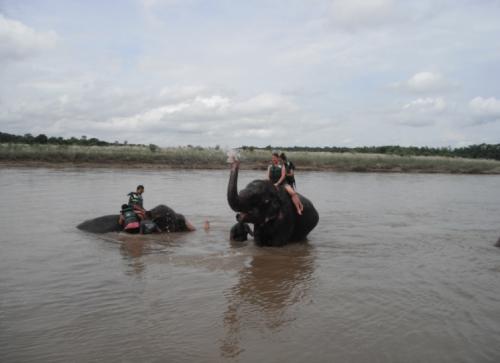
285;185;303;215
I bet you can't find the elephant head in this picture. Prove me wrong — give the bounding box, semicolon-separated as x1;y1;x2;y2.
227;161;319;246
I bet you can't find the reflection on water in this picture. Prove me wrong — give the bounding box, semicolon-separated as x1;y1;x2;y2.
1;168;500;362
120;237;147;275
221;245;315;358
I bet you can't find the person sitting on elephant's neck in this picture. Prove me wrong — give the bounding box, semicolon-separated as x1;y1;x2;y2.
140;211;161;234
280;152;296;189
119;204;140;234
230;214;253;242
268;152;304;215
128;185;146;220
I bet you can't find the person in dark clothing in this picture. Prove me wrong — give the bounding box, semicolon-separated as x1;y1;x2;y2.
280;152;296;189
118;204;140;234
128;185;146;220
230;214;253;242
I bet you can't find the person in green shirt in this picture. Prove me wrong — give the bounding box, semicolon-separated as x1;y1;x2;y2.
268;152;303;215
128;185;146;220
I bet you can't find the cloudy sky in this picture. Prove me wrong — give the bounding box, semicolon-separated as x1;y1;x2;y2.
1;0;500;148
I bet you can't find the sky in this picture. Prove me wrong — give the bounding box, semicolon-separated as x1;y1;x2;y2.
1;0;500;148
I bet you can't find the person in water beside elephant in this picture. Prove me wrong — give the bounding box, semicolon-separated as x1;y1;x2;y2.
280;152;296;189
128;185;146;220
230;214;253;241
119;204;141;234
268;152;304;215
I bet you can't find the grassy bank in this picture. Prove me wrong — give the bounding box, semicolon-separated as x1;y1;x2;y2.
1;143;500;174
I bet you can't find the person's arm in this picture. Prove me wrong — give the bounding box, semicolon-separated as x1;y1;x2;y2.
267;165;272;181
185;220;196;231
245;224;254;236
275;165;286;186
118;214;124;225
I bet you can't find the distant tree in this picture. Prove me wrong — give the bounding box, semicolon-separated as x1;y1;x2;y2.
23;133;35;144
34;134;48;144
88;138;99;145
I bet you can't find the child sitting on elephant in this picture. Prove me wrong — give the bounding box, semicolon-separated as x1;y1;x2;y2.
268;152;303;215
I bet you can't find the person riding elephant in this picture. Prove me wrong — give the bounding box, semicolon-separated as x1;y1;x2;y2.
118;204;140;234
128;185;146;220
227;158;318;247
268;152;303;215
280;152;296;189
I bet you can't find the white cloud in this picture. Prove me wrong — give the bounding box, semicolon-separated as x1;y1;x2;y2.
0;14;58;62
392;97;447;127
329;0;399;29
394;72;451;93
232;93;297;115
469;96;500;124
195;95;230;109
403;97;446;112
74;91;299;145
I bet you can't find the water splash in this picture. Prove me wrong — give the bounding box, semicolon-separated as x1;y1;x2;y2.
226;149;240;163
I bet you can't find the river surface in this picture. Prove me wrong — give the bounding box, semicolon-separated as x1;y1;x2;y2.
0;167;499;362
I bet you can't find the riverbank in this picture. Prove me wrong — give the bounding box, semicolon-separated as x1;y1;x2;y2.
2;143;500;174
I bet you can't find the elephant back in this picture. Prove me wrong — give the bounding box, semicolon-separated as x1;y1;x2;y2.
77;214;122;234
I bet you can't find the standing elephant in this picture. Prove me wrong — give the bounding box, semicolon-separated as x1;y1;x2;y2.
227;160;319;246
77;204;193;234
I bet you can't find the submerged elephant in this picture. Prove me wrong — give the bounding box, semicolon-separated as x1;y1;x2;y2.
77;204;193;234
227;160;319;246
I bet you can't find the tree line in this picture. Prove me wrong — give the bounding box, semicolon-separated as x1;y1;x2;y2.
0;132;140;147
1;131;499;161
244;144;500;161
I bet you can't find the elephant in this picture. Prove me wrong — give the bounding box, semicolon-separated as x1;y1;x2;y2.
77;204;193;234
227;160;319;246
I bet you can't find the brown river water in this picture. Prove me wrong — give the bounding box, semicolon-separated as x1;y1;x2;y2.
0;167;499;362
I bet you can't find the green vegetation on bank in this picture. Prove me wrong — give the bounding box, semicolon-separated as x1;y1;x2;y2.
2;143;500;174
246;144;500;161
2;131;500;161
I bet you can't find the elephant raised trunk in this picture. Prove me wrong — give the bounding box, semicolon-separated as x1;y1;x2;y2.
227;161;243;212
